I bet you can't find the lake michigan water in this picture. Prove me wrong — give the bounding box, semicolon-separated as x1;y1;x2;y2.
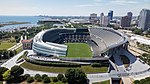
0;16;43;30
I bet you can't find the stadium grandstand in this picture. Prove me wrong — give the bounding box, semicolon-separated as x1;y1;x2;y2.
31;27;128;62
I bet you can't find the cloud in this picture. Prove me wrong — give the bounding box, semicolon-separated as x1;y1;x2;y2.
93;0;138;5
110;0;138;5
76;3;99;7
93;0;102;2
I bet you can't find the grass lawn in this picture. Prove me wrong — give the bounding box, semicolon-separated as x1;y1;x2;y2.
0;81;3;84
21;62;108;74
16;46;23;54
49;81;65;84
92;80;110;84
21;79;65;84
0;41;16;50
65;43;92;58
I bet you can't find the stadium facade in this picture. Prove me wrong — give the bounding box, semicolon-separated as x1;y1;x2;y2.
32;28;128;58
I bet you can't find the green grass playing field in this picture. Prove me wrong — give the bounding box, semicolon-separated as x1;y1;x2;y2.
65;43;92;58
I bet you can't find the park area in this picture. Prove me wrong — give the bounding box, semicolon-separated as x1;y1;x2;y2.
0;41;16;50
65;43;92;58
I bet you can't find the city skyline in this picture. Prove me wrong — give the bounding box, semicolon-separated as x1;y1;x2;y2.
0;0;150;16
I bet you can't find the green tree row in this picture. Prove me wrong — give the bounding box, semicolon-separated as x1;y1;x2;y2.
0;66;89;84
0;50;17;60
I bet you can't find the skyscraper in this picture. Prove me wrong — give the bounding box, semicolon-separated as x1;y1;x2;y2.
127;12;133;25
100;13;104;26
100;13;109;27
127;12;133;18
108;10;113;20
102;16;109;26
120;12;133;28
120;16;131;27
138;9;150;31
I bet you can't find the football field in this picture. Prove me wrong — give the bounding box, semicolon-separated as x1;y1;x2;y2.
65;43;92;58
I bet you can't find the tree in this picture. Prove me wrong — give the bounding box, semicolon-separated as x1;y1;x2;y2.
27;77;34;83
16;38;20;43
43;76;51;83
2;70;11;81
136;42;140;46
42;74;48;79
65;69;88;84
34;74;42;82
147;29;150;35
14;35;19;41
0;74;3;81
9;51;15;57
140;79;146;84
13;50;17;55
61;77;67;83
57;74;64;81
10;66;24;77
0;67;8;75
52;77;58;82
134;80;140;84
132;28;143;35
24;74;30;80
3;50;9;59
142;53;148;57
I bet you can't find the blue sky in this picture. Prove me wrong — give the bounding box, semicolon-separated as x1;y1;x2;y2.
0;0;149;16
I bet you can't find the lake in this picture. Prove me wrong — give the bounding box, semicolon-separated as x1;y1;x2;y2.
0;16;44;30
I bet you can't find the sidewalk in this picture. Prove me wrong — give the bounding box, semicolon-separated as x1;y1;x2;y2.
7;43;22;51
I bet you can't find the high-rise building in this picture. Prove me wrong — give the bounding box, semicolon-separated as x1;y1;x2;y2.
138;9;150;31
102;16;109;26
127;12;133;18
99;12;109;27
127;12;133;25
120;12;133;28
120;16;131;27
100;13;104;26
108;10;113;20
89;13;98;24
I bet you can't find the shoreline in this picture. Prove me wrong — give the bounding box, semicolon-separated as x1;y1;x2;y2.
0;21;31;27
0;24;40;32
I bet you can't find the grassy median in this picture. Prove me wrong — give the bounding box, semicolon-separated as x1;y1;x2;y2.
16;46;23;54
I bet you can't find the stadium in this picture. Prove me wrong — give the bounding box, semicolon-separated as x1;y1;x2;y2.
31;27;128;63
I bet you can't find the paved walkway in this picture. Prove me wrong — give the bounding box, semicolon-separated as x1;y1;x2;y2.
130;36;150;46
122;49;150;75
110;48;150;84
129;46;147;54
7;43;22;51
1;50;25;69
